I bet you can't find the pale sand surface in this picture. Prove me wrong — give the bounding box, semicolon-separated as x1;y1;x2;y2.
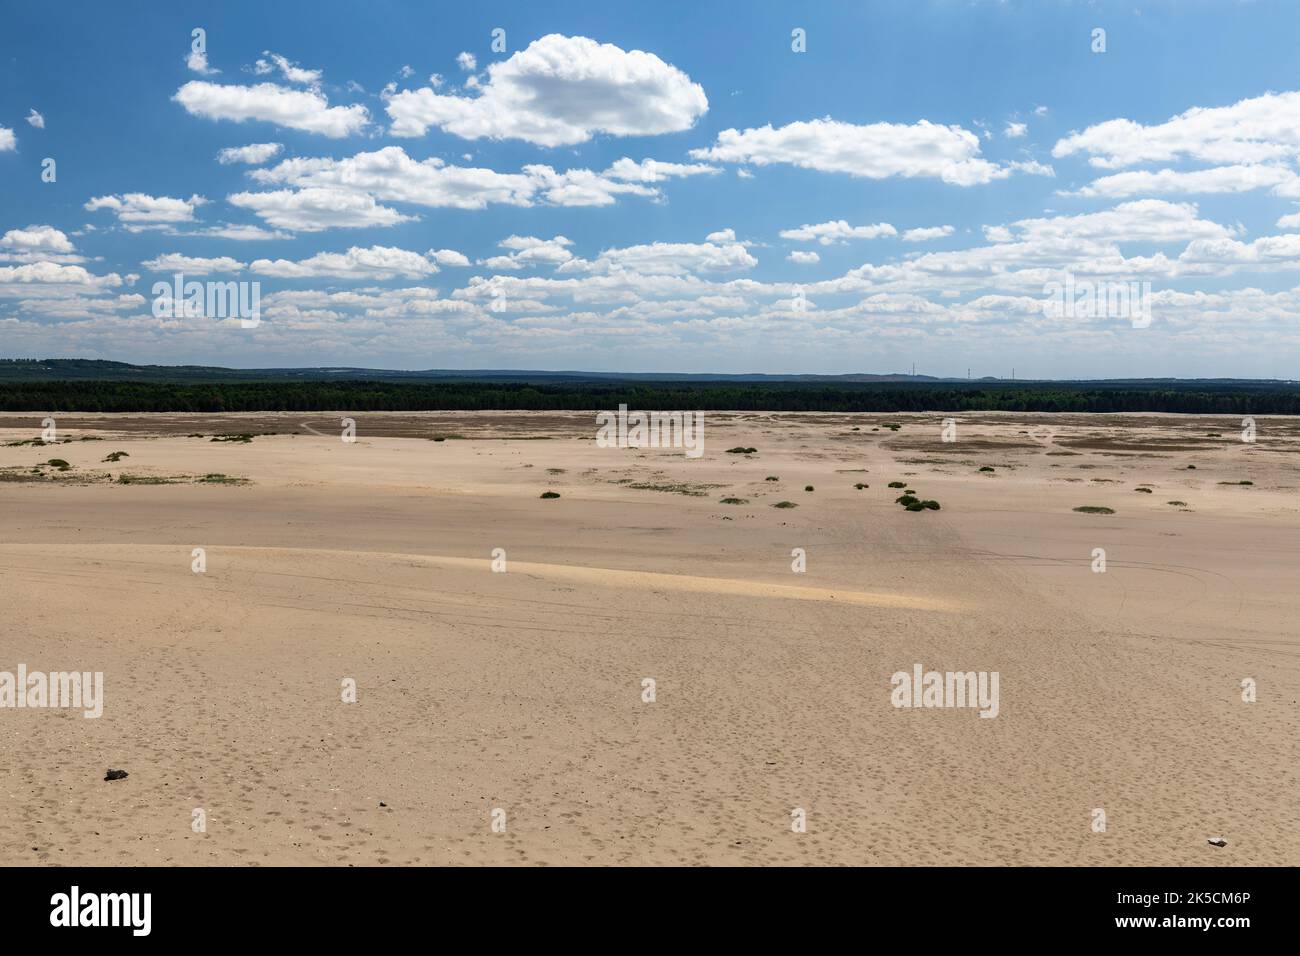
1;411;1297;865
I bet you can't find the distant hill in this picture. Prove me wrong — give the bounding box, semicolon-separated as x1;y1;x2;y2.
0;358;949;384
0;358;1293;388
2;359;1300;413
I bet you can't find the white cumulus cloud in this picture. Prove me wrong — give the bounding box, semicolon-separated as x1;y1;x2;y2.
903;225;955;242
84;193;209;230
227;187;415;232
780;220;898;245
386;34;708;146
996;200;1236;244
692;117;1013;185
1052;90;1300;169
236;146;700;221
560;239;757;276
216;142;284;165
249;245;440;280
253;52;323;86
249;146;536;210
1;225;74;254
603;157;719;183
1070;164;1299;198
186;49;219;76
174;81;368;138
142;254;247;274
430;248;470;267
480;235;575;270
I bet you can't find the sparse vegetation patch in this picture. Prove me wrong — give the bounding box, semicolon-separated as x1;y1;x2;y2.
627;482;718;496
118;474;183;485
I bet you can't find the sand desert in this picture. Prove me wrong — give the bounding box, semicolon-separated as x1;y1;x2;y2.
1;410;1297;866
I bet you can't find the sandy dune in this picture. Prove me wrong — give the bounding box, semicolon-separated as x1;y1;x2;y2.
1;411;1297;865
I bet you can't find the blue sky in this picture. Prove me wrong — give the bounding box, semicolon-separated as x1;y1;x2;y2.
3;0;1300;377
